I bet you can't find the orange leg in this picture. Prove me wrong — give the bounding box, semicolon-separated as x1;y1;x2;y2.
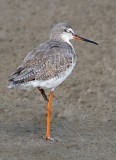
45;90;54;140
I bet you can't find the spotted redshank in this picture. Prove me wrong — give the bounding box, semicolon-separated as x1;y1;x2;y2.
8;22;98;140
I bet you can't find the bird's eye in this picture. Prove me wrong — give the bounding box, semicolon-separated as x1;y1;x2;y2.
66;28;74;34
64;28;74;34
67;29;71;33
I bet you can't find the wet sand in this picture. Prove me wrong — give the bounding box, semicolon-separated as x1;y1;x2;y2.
0;0;116;159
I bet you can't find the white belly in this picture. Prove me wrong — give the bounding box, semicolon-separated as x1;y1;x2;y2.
21;62;76;89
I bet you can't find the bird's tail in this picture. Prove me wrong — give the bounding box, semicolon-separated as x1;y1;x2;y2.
8;73;19;88
8;81;17;88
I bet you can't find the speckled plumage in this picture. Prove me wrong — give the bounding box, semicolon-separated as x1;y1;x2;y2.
8;22;98;140
8;23;77;89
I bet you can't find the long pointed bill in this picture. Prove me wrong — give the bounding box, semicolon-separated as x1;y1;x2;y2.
73;34;98;45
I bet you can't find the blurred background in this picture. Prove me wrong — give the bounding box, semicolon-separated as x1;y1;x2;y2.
0;0;116;160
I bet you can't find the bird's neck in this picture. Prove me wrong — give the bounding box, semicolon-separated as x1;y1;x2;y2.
50;37;73;48
62;38;73;47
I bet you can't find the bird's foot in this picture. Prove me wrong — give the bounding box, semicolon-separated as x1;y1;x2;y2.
43;136;58;141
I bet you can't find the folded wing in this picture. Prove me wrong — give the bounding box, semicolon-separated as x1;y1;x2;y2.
8;41;72;87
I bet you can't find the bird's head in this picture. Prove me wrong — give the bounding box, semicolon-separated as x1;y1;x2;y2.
50;22;98;45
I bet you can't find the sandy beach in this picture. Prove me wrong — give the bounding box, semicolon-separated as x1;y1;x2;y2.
0;0;116;159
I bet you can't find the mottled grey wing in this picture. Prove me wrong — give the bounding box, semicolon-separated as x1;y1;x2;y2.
9;47;46;84
33;47;72;81
9;42;72;84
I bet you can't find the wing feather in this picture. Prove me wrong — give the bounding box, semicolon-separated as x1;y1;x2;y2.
8;41;73;86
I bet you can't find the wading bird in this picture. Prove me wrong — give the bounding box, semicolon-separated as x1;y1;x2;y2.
8;22;98;140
